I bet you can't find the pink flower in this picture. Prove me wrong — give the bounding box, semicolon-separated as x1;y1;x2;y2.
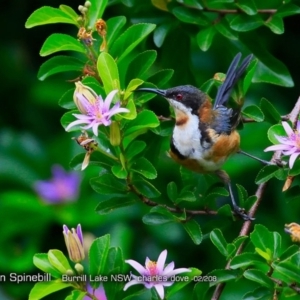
264;121;300;169
124;250;190;300
84;283;107;300
66;82;129;136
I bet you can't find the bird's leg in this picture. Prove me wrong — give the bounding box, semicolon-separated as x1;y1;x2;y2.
215;170;254;221
238;150;284;167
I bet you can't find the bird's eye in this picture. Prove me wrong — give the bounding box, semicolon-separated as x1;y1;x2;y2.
175;93;183;101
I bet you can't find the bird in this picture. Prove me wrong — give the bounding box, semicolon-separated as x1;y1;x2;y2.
137;53;256;220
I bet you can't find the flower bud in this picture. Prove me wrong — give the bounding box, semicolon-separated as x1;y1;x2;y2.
63;224;85;263
110;121;121;146
75;263;85;274
73;81;98;114
84;1;91;8
66;269;75;276
78;5;84;12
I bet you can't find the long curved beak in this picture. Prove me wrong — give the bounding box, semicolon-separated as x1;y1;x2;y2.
135;88;166;97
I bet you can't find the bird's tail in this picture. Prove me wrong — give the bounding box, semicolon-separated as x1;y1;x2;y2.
213;53;253;109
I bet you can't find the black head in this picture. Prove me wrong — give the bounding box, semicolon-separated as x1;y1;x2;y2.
137;85;206;115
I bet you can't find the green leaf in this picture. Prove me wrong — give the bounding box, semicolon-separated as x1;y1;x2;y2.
59;5;78;20
243;59;258;94
243;269;274;288
230;15;263;31
167;182;178;202
276;3;300;18
255;165;279;184
250;224;282;260
148;69;174;87
106;16;127;47
124;79;144;100
183;220;203;245
97;52;120;94
255;248;271;261
132;178;161;198
125;141;146;161
215;19;238;40
265;15;284;34
267;123;286;145
120;98;137;120
230;252;265;269
61;110;82;132
130;157;157;179
89;235;110;289
217;204;233;218
284;185;300;201
153;23;174;48
90;174;128;195
88;0;108;29
232;235;248;249
124;110;159;136
172;7;208;26
48;250;72;274
236;184;248;204
196;27;216;51
289;159;300;176
40;34;85;57
29;281;72;300
111;23;156;63
38;56;84;81
111;164;128;179
207;269;239;286
176;191;196;204
193;282;209;300
235;0;257;15
210;229;228;257
142;212;175;225
33;254;61;279
242;287;273;300
25;6;78;28
272;252;300;283
65;290;86;300
260;98;281;123
95;193;138;214
242;105;264;122
126;50;157;82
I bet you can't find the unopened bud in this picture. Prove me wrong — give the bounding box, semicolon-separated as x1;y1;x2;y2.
84;1;91;8
75;263;84;274
73;81;98;114
81;7;88;13
66;269;75;276
110;121;121;146
78;5;84;12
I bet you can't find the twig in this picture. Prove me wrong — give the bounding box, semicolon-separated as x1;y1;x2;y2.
203;8;277;14
212;96;300;300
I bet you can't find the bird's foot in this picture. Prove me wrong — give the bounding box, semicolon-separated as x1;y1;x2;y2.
233;205;255;221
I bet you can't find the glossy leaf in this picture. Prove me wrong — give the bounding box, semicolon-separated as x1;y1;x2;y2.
260;98;281;123
242;105;264;122
230;15;263;32
193;282;210;300
90;174;127;195
154;23;174;48
97;52;120;94
267;123;286;145
236;184;248;204
243;59;258;94
106;16;127;47
243;269;274;288
124;79;144;100
207;269;239;286
242;287;273;300
284;185;300;201
40;33;85;56
33;254;61;279
37;56;84;80
176;190;196;204
215;20;238;40
276;3;300;18
147;69;174;87
265;15;284;35
65;290;86;300
151;0;169;11
88;0;108;29
255;165;279;184
230;252;265;269
172;7;208;26
210;229;228;257
29;281;72;300
48;250;72;274
89;235;110;288
183;220;203;245
95;194;138;214
250;224;282;260
25;6;78;28
196;26;216;51
111;164;128;179
125;140;146;160
111;23;156;63
59;5;78;20
167;182;178;202
235;0;257;15
131;157;157;179
132;178;161;198
142;212;175;225
288;159;300;176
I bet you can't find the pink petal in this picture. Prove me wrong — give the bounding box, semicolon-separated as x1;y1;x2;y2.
125;259;147;275
65;119;89;131
282;122;293;136
297;121;300;132
123;279;144;291
274;135;294;145
282;147;298;155
92;123;100;136
103;90;118;112
162;262;174;274
156;250;167;274
165;268;191;277
289;152;300;169
264;145;292;152
154;284;165;300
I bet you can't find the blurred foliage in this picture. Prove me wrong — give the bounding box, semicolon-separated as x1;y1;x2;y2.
1;0;300;299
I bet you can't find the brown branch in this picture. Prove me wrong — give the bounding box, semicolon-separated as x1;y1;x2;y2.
203;8;277;14
212;96;300;300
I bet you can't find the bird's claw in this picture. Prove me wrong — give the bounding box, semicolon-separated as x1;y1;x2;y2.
233;206;254;221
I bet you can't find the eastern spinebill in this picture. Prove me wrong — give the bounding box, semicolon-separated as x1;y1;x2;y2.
137;53;256;220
